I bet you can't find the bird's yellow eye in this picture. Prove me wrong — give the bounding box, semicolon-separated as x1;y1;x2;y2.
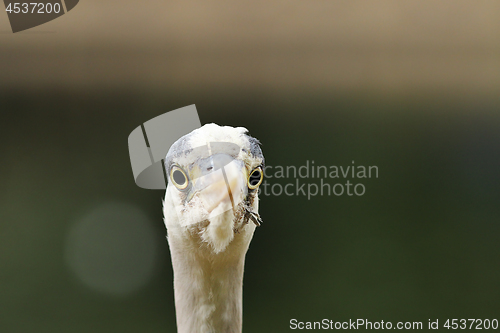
247;167;263;190
170;166;189;190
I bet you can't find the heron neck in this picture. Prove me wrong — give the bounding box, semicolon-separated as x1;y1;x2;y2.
168;232;251;333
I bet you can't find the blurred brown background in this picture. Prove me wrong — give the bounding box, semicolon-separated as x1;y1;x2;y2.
2;0;500;96
1;1;499;333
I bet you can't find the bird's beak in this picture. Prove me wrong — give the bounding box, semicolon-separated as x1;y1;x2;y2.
186;154;248;217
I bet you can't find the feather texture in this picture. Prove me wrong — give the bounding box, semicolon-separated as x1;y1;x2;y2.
163;123;263;333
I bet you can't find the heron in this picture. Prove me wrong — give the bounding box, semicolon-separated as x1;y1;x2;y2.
163;123;264;333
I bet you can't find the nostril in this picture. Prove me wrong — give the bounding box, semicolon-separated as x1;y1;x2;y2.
207;167;213;171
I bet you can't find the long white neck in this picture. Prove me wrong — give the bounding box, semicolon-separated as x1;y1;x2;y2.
168;225;255;333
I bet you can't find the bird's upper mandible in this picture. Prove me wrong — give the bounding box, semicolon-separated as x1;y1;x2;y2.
163;123;264;253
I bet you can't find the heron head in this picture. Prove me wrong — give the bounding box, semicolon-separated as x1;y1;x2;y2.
163;123;264;253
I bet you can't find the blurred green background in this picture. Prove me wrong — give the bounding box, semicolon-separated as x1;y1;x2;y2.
1;1;499;332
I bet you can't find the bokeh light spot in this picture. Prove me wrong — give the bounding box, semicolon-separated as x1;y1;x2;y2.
65;202;159;296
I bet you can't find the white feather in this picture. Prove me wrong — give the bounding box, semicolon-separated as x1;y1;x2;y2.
163;123;263;333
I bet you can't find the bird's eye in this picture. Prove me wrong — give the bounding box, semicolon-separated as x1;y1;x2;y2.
170;166;189;190
248;167;263;190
